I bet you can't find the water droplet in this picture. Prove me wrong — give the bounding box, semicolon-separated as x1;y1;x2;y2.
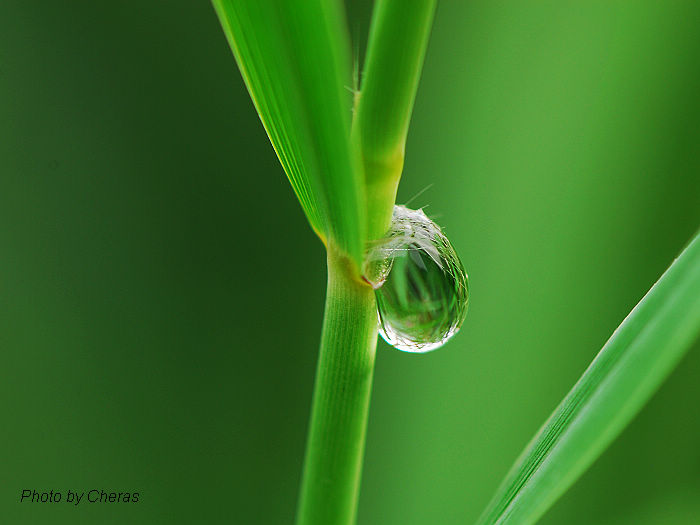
364;205;469;353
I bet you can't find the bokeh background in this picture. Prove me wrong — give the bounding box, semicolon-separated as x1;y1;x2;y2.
2;1;699;524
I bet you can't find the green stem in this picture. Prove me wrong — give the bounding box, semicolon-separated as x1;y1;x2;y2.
296;249;378;525
355;0;437;240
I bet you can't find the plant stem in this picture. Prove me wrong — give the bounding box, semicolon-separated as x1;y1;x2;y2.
296;248;378;525
354;0;437;240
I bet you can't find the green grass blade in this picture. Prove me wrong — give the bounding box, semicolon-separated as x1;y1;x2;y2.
476;231;700;525
212;0;365;267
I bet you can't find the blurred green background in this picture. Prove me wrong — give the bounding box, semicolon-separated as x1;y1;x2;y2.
2;1;699;524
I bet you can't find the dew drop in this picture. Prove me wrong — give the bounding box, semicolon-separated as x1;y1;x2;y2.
364;205;469;353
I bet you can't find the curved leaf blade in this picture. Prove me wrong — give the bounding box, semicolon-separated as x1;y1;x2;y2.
212;0;365;266
477;231;700;525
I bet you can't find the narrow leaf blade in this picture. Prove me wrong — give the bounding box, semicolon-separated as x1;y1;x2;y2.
212;0;365;266
477;231;700;525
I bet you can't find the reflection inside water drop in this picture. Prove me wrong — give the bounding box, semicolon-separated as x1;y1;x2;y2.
364;205;469;353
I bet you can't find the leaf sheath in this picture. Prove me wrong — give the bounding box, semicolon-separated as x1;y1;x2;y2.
354;0;437;240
